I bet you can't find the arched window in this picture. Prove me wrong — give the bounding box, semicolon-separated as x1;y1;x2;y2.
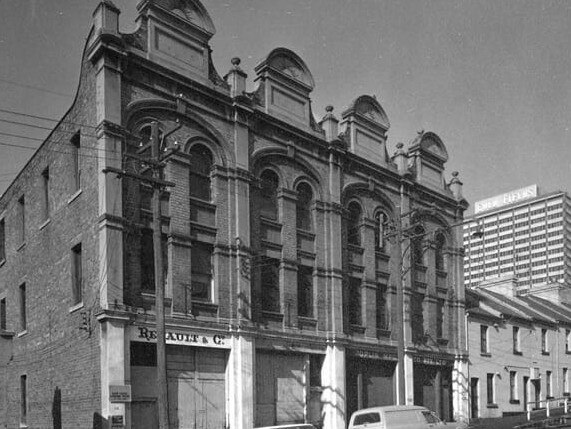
375;211;390;252
347;202;362;246
260;170;279;220
411;225;425;266
435;232;446;271
296;182;313;231
189;144;213;201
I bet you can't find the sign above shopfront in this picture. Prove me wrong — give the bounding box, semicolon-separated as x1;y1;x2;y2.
474;184;538;214
131;326;231;349
350;349;398;361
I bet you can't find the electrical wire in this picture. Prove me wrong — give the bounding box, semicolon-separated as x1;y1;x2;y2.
0;107;98;129
0;77;73;98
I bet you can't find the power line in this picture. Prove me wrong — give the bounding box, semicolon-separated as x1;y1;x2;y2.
0;76;73;98
0;117;95;136
0;140;123;162
0;107;98;130
0;131;44;142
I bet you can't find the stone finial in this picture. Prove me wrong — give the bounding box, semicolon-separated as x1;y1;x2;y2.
320;105;339;143
93;0;120;35
392;142;409;176
448;171;464;201
225;57;247;98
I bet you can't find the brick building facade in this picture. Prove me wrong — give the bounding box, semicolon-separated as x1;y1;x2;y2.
0;1;470;428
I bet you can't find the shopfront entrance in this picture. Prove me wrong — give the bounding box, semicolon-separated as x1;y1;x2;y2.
255;351;307;426
413;362;453;421
130;340;228;429
346;353;396;420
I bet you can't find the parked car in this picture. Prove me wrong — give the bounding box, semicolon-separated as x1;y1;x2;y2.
349;405;468;429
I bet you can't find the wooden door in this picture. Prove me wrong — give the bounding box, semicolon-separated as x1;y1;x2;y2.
131;400;159;429
470;378;479;419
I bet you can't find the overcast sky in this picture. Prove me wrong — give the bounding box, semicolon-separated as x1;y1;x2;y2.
1;0;570;213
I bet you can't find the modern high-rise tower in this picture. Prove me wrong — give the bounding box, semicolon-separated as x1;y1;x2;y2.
463;185;571;289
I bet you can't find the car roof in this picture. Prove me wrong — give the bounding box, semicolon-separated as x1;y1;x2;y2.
353;405;429;414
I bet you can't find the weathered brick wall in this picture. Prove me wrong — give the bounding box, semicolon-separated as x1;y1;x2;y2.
0;44;101;429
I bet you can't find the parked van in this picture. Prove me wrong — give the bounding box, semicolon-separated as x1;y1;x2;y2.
254;424;317;429
348;405;468;429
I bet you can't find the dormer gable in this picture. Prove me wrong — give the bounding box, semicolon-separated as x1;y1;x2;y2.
407;131;450;191
128;0;226;90
340;95;390;166
253;48;316;130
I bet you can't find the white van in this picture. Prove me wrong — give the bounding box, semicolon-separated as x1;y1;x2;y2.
348;405;468;429
254;425;317;429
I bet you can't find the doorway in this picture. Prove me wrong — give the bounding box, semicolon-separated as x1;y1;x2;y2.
470;378;479;419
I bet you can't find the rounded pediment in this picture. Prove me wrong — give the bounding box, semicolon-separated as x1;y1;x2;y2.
344;95;390;130
152;0;215;35
412;131;449;162
256;48;315;90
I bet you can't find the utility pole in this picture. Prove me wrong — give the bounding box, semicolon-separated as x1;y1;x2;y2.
395;204;407;406
103;120;179;429
150;121;169;429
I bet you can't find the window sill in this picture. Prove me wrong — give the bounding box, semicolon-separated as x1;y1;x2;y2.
17;242;26;252
542;351;550;356
349;324;366;335
510;400;521;405
191;301;218;313
0;258;5;268
0;329;15;338
563;392;570;397
377;328;391;338
513;350;522;356
39;218;51;230
298;316;318;328
68;189;82;205
261;311;284;322
480;352;492;357
69;302;84;313
566;350;571;355
486;403;498;409
17;330;28;338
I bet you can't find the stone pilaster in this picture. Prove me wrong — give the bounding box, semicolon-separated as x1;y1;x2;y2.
322;343;346;429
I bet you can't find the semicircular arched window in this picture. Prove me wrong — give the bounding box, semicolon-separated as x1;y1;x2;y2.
296;182;313;231
260;170;279;221
411;225;426;266
375;211;390;252
189;144;213;202
347;202;362;246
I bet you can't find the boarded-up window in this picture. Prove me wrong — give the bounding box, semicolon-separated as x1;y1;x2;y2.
260;170;279;221
347;202;362;246
296;182;313;231
261;258;280;312
297;265;313;317
191;242;213;302
189;144;213;202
